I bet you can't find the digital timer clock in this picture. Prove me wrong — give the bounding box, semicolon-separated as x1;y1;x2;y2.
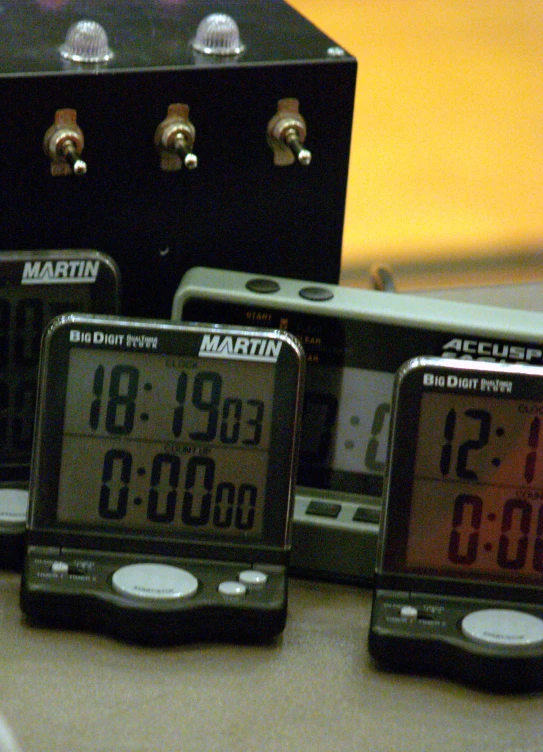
172;267;543;582
369;357;543;691
20;315;304;644
0;250;120;568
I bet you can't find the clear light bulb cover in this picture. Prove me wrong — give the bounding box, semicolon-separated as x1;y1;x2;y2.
191;13;244;56
59;20;114;64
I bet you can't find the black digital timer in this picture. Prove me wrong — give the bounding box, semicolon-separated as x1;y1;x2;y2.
20;315;304;643
172;267;543;582
0;250;120;568
369;357;543;691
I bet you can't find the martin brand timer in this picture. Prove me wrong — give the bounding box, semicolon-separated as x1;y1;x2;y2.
0;250;120;569
21;314;304;643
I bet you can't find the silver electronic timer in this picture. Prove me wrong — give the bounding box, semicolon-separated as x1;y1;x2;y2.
173;266;543;583
21;314;304;643
370;357;543;692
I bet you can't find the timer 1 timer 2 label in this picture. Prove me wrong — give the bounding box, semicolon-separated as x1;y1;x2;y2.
57;348;274;537
409;393;543;578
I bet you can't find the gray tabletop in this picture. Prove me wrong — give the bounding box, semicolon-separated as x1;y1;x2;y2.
1;571;542;752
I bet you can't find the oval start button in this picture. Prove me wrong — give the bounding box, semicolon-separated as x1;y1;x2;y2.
461;609;543;647
112;563;198;600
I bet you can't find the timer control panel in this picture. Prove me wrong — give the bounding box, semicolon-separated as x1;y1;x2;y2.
21;315;304;643
369;357;543;691
25;550;286;638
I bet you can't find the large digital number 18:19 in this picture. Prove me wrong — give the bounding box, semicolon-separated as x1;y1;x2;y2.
88;365;265;445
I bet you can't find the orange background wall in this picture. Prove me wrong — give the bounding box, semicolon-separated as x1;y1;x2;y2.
287;1;543;282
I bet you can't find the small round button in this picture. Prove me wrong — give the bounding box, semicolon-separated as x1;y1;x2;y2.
239;570;268;587
246;277;280;294
218;581;247;597
299;286;334;302
0;488;28;526
112;563;198;600
461;609;543;647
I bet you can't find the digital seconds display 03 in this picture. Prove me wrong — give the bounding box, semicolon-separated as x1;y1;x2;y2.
21;314;304;644
369;357;543;692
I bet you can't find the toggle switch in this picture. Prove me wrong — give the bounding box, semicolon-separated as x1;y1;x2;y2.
155;104;198;171
43;109;87;176
267;98;311;167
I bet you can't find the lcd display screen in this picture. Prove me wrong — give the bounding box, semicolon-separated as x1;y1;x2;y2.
406;391;543;583
57;348;275;539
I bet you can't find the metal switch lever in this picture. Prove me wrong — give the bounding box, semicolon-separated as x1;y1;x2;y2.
282;126;312;166
60;140;87;175
169;131;198;170
267;98;312;166
155;104;198;171
44;109;87;176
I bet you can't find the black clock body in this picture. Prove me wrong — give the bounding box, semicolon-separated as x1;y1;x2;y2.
0;250;121;569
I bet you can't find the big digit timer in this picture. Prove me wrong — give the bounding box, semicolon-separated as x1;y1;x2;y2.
370;357;543;692
21;314;304;643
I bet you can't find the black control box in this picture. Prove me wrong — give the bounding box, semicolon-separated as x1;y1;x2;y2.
0;1;356;318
